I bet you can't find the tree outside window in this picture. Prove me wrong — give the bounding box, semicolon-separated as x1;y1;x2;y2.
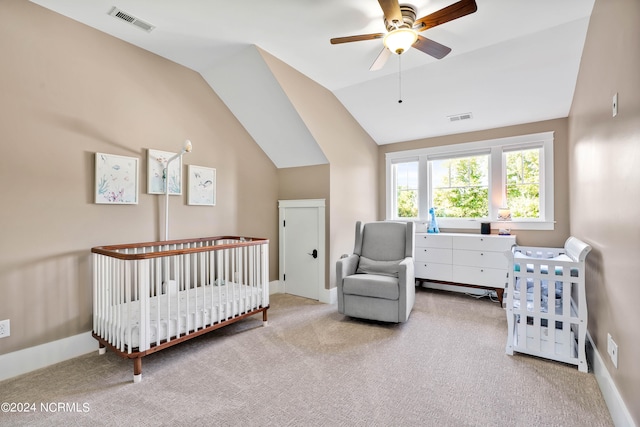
431;155;489;218
505;149;540;218
394;162;418;218
386;132;553;229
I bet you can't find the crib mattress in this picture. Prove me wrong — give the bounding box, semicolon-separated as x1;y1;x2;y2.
97;283;264;349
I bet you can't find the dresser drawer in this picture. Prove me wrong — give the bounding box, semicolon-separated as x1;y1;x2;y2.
416;247;452;264
415;262;452;282
452;266;508;289
415;233;453;249
453;235;515;252
452;249;509;269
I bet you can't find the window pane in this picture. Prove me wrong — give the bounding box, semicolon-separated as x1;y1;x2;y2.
505;149;540;218
393;162;418;218
431;155;489;218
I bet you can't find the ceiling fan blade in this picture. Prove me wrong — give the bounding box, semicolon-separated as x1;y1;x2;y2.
330;33;385;44
369;48;391;71
414;0;477;32
413;35;452;59
378;0;403;26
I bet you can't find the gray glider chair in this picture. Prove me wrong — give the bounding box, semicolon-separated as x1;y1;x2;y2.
336;221;415;323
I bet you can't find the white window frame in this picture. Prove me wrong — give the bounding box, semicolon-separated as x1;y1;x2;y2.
389;157;420;220
385;132;554;231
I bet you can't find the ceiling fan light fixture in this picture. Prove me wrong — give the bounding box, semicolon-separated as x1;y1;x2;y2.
383;28;417;55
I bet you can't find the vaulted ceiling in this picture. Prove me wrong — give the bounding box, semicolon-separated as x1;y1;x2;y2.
30;0;595;167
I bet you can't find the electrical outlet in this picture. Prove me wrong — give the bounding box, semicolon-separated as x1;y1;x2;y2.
0;319;10;338
607;333;618;368
612;93;618;117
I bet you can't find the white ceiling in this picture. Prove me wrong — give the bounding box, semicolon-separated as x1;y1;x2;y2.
30;0;594;147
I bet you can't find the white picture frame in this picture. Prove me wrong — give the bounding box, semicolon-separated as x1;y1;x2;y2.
148;149;183;195
95;153;139;204
188;165;216;206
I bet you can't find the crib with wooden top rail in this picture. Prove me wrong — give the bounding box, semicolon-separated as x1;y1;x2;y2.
91;236;269;382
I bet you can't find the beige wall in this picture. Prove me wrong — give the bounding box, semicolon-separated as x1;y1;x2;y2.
378;118;571;247
278;165;330;202
0;1;279;355
568;0;640;422
261;50;379;289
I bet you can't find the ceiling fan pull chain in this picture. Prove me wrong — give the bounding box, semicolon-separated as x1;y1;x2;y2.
398;54;403;104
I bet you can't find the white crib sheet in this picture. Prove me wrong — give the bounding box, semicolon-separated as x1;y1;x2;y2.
104;283;264;349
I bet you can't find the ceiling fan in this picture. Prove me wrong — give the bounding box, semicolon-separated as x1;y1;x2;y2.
330;0;477;71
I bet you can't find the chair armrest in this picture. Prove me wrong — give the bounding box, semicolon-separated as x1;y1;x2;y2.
336;254;359;286
336;254;359;314
397;257;414;286
397;257;415;322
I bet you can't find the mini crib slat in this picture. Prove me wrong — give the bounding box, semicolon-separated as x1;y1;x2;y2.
184;253;190;333
199;251;206;328
224;248;230;320
138;259;150;352
111;257;117;349
124;259;131;353
208;251;216;325
173;251;180;340
112;257;119;350
109;260;124;350
248;246;254;307
217;249;223;323
94;255;102;339
165;250;171;344
154;257;161;347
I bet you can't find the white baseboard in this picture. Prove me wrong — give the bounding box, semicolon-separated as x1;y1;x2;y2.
269;280;284;295
0;331;97;382
587;332;636;427
270;280;336;305
319;286;337;304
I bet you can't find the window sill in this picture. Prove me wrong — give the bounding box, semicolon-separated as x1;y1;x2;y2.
397;218;556;232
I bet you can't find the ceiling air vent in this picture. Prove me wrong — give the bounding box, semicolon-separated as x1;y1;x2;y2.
108;7;155;32
447;112;473;122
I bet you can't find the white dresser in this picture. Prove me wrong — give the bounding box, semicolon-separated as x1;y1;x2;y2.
415;233;516;302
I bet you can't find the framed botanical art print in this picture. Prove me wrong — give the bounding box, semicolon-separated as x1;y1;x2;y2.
148;149;183;195
188;165;216;206
95;153;139;204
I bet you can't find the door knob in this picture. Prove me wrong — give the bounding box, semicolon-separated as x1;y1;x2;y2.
308;249;318;259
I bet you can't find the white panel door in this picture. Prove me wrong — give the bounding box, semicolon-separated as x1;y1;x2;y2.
280;201;324;300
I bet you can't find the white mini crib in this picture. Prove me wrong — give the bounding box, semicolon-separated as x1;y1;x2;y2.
505;237;591;372
92;236;269;382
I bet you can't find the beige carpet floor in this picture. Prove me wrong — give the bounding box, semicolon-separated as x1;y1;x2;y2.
0;288;613;426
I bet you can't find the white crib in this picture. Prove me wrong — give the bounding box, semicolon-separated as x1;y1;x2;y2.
92;236;269;382
505;237;591;372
